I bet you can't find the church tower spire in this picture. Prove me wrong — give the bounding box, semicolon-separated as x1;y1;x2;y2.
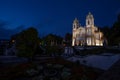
86;12;94;27
73;18;80;30
72;18;80;46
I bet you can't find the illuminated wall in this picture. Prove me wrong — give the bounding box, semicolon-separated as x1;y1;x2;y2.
72;12;104;46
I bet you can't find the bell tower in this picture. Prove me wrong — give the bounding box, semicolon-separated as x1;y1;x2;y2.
72;18;80;46
86;12;95;46
73;18;79;30
86;12;94;27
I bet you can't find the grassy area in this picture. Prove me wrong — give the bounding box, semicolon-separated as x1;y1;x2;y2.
0;58;101;80
0;63;32;80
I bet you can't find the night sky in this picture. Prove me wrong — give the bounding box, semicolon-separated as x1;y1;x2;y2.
0;0;120;39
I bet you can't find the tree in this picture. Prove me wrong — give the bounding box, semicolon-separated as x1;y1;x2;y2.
100;13;120;46
11;27;40;58
64;33;72;46
109;13;120;45
42;34;63;55
100;26;111;45
43;34;63;46
117;13;120;22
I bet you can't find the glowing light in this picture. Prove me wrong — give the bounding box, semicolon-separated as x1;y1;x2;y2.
12;40;15;43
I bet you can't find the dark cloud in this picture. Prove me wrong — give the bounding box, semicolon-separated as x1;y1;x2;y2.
0;28;14;39
0;20;9;28
15;25;26;31
0;20;26;39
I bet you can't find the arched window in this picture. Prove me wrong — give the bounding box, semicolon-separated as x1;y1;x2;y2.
88;20;90;25
73;25;75;28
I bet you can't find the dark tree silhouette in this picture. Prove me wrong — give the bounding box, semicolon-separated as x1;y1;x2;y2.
64;33;72;46
100;13;120;46
11;27;40;58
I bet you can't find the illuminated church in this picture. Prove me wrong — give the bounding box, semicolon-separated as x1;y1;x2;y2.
72;12;104;46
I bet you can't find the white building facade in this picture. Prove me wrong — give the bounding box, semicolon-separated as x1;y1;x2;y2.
72;12;104;46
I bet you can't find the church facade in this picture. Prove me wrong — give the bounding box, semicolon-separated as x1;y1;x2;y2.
72;12;104;46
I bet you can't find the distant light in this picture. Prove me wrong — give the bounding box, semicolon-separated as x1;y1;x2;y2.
12;40;15;43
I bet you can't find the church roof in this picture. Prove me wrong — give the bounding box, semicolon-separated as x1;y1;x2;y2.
86;12;94;19
73;18;79;23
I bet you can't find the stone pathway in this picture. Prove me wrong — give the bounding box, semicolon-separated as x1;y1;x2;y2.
97;59;120;80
